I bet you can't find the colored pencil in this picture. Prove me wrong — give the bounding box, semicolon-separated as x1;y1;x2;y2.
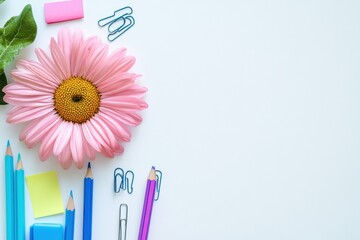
15;154;25;240
83;162;93;240
5;140;15;240
138;166;157;240
65;191;75;240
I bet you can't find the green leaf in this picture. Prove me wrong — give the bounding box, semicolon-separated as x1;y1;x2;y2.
0;0;5;5
0;4;37;71
0;71;7;105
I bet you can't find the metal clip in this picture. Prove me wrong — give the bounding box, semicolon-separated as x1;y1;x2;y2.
118;204;128;240
114;168;134;194
107;16;135;42
155;170;163;201
98;6;135;41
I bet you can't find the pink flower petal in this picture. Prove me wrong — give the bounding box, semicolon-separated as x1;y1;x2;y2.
19;118;42;142
35;48;62;85
86;120;111;151
69;30;84;76
117;112;143;126
50;38;70;79
95;56;135;85
22;114;60;148
97;111;131;141
113;143;124;155
81;122;101;152
73;37;102;77
101;96;148;112
118;85;148;97
58;145;72;169
40;119;69;160
102;84;147;98
70;124;85;167
10;70;57;93
7;105;54;124
5;91;52;101
97;74;137;93
100;107;142;126
82;44;109;81
83;140;96;161
4;83;51;96
57;28;72;67
20;113;57;140
96;113;126;141
75;158;85;169
53;121;73;156
92;116;118;149
100;145;115;158
91;48;127;85
39;121;61;161
17;60;59;88
4;93;53;107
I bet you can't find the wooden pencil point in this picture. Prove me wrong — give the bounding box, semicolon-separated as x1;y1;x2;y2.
6;141;13;156
85;163;93;179
16;156;23;170
148;167;156;181
67;192;75;211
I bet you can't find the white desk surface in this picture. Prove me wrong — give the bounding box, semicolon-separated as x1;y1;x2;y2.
1;0;360;239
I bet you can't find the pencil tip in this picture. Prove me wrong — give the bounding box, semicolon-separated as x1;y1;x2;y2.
67;190;75;210
6;141;13;156
85;162;93;178
16;154;23;170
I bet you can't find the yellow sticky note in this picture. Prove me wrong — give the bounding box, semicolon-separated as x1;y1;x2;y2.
26;171;64;218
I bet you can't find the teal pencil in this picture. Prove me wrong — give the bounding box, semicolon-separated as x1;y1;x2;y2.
65;191;75;240
15;154;25;240
5;140;15;240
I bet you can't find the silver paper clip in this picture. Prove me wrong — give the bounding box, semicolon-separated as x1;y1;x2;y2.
155;170;163;201
98;6;135;42
114;168;134;194
119;203;128;240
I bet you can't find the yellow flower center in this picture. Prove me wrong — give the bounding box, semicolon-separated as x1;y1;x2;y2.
54;77;101;124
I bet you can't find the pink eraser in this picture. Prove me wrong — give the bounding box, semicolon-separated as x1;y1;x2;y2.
44;0;84;24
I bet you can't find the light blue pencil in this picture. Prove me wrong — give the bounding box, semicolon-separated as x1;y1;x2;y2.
15;154;25;240
65;191;75;240
5;140;15;240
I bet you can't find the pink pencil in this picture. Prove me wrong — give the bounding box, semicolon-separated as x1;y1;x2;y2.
138;167;157;240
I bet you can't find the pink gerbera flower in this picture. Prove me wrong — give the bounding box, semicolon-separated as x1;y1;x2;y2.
3;28;147;169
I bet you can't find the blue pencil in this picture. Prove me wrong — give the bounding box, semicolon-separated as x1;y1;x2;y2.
65;191;75;240
5;140;15;240
83;162;93;240
15;154;25;240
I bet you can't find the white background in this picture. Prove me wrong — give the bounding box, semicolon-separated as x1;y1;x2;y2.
1;0;360;239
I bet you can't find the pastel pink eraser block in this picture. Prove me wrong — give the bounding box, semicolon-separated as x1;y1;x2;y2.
44;0;84;24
